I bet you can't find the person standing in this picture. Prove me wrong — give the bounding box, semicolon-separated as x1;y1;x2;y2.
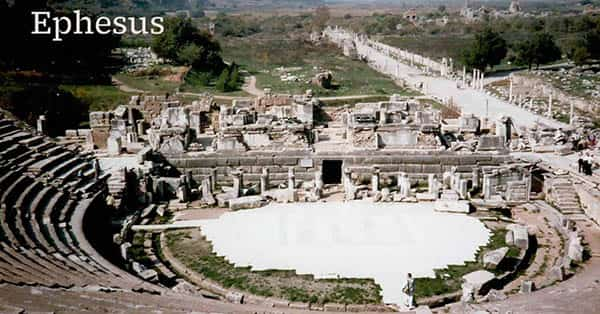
578;152;584;173
403;273;415;310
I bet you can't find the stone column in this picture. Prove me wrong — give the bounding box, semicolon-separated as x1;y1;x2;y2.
314;170;324;199
36;115;47;135
315;170;324;190
260;168;269;195
343;168;355;200
480;72;485;90
548;93;553;117
399;172;410;198
472;167;480;189
428;174;439;196
523;168;532;202
458;179;469;199
372;167;380;193
288;167;296;192
509;78;513;103
570;103;574;125
379;109;387;126
210;168;217;192
453;173;461;192
462;66;467;86
93;159;101;179
482;173;493;200
231;169;243;198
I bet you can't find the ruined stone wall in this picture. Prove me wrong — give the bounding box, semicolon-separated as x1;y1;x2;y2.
574;183;600;225
512;74;595;112
167;151;512;186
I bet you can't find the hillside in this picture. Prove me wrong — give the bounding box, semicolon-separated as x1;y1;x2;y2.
49;0;324;15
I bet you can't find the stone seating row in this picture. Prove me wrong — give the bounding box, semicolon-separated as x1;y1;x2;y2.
0;118;156;291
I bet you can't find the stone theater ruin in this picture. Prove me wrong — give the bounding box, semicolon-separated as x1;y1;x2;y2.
1;1;600;313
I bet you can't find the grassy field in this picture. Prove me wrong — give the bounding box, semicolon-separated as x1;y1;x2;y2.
220;37;414;97
165;228;382;305
60;84;135;112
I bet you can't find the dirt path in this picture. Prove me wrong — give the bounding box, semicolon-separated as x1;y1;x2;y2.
111;77;146;94
242;75;265;97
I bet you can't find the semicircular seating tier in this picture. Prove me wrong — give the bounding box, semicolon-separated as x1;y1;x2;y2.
0;116;157;292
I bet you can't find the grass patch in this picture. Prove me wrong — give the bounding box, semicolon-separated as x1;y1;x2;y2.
60;84;134;112
220;37;414;97
113;72;180;94
165;229;382;305
180;69;250;96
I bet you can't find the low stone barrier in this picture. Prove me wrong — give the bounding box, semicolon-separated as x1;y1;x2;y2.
158;232;393;312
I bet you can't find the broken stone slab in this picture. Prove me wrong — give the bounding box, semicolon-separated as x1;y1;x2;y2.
434;200;471;213
139;269;158;282
483;247;509;270
289;302;310;310
171;280;198;295
416;192;437;201
568;234;584;263
415;306;433;314
225;291;244;304
548;265;564;284
324;303;346;312
506;224;529;249
462;270;495;295
481;289;507;302
520;280;535;294
228;195;264;210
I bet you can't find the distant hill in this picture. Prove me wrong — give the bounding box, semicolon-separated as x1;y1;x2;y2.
49;0;324;15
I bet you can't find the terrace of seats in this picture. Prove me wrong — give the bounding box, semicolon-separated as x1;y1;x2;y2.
0;116;157;292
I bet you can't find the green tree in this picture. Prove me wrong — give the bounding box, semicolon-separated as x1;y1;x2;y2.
583;29;600;59
572;46;591;66
461;28;507;72
514;33;561;70
152;17;224;73
226;64;240;91
177;43;202;66
215;68;230;92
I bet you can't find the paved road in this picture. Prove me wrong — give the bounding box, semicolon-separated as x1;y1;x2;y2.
392;61;568;130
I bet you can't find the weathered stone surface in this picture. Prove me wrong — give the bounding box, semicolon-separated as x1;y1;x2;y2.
483;247;509;270
520;280;535;294
548;265;564;283
462;270;495;295
434;200;470;213
483;289;507;302
568;234;584;263
225;291;244;304
228;195;263;210
324;303;346;312
506;224;529;249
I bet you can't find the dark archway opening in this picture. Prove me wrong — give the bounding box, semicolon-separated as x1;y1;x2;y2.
322;160;343;184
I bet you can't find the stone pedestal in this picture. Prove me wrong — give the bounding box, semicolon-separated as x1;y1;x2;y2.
231;169;243;198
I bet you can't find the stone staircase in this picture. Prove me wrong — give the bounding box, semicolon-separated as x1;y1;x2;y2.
548;177;583;215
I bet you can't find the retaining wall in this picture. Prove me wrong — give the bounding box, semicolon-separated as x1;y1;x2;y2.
166;151;512;186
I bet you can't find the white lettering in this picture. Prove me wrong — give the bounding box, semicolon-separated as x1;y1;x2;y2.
31;11;51;35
